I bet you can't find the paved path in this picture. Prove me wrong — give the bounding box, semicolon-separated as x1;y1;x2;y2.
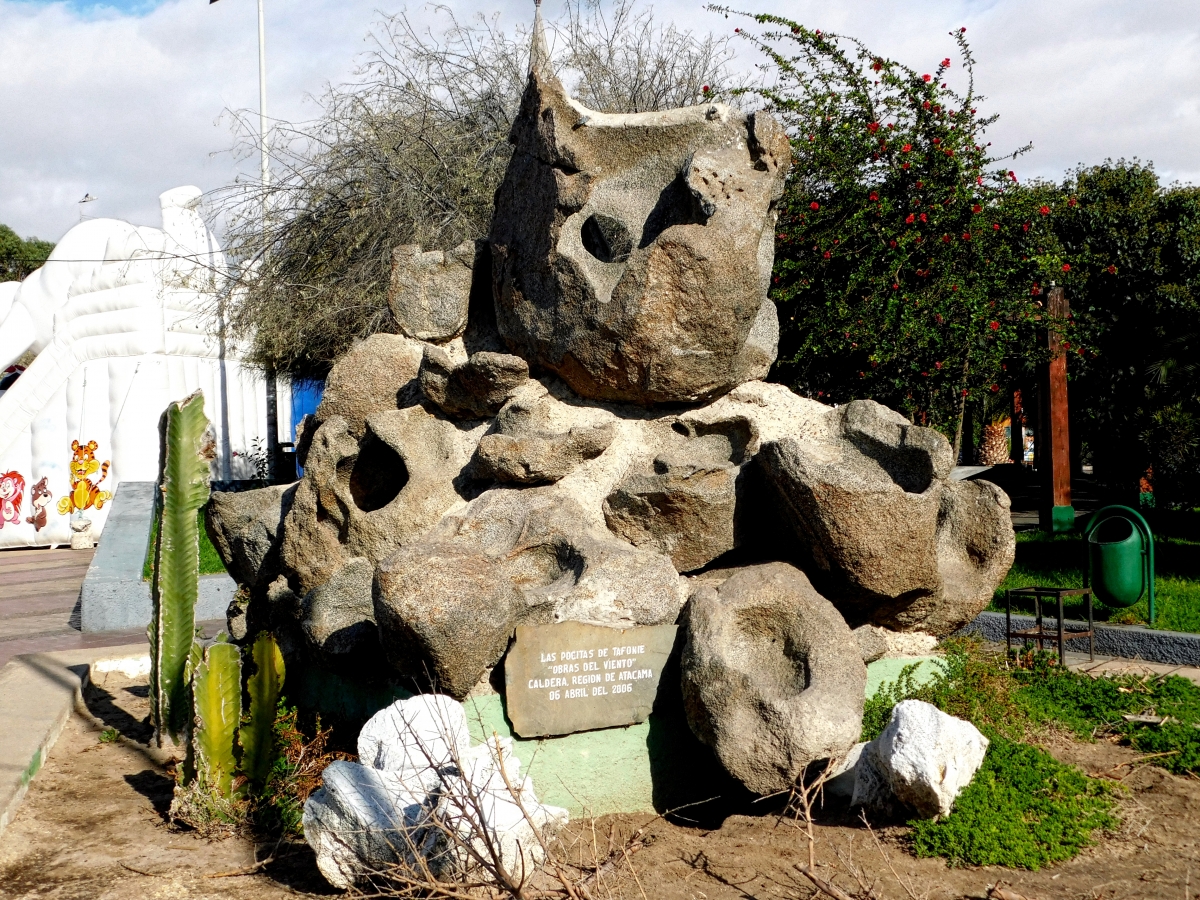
0;548;145;670
1067;651;1200;686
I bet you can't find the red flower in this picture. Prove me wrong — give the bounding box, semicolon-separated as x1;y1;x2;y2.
919;213;928;223
1061;263;1071;272
922;101;931;110
944;149;954;157
916;181;924;188
936;313;944;324
869;191;879;201
962;232;971;241
932;137;941;144
702;85;710;93
961;388;969;397
1068;197;1077;207
1022;223;1030;232
972;204;982;213
989;320;999;331
902;162;911;169
1008;171;1017;181
990;383;1000;393
960;26;967;32
905;213;915;224
941;57;951;67
1039;205;1051;216
1107;264;1117;274
902;143;912;153
809;202;820;211
868;122;880;133
734;27;741;32
872;59;883;72
892;283;900;290
823;251;831;259
923;74;932;82
921;371;929;377
952;284;959;291
993;223;1000;230
889;239;898;248
1063;341;1071;349
942;234;951;243
935;361;943;369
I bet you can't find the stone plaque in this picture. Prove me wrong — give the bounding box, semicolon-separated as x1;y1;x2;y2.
504;621;678;738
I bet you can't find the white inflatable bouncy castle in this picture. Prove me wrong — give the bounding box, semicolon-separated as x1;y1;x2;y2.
0;186;288;549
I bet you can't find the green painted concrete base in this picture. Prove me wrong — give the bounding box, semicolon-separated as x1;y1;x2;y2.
292;655;945;819
1042;504;1076;533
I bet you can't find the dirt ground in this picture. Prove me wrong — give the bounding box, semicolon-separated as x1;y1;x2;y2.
2;671;1198;900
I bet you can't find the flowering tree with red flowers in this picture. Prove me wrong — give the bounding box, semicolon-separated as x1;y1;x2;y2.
713;9;1070;455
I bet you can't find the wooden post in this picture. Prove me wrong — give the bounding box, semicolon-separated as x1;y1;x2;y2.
1039;285;1074;532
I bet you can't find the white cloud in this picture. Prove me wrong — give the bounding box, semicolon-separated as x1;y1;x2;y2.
1;0;1197;242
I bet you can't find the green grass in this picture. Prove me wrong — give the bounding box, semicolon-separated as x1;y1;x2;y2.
990;527;1200;632
909;737;1118;869
142;505;228;580
862;639;1200;869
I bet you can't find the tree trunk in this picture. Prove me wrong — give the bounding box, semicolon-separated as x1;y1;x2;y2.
951;356;971;465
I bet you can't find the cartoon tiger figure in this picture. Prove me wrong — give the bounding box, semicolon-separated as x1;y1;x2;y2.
57;440;113;515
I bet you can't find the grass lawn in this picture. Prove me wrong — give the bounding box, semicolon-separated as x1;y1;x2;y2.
991;520;1200;632
142;505;228;580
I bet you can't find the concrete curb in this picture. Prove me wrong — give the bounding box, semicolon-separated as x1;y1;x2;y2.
0;643;148;840
960;611;1200;667
80;481;235;632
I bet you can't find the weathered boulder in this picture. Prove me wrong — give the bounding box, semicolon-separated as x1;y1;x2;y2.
300;556;379;662
603;415;755;572
473;386;615;485
375;487;686;699
852;699;988;819
315;333;425;438
680;562;867;794
205;483;294;589
279;407;486;594
419;347;529;419
388;242;476;343
759;399;1012;634
489;61;789;405
934;478;1017;634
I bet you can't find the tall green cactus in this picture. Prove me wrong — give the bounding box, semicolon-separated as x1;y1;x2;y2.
149;390;215;746
191;636;243;799
238;632;286;789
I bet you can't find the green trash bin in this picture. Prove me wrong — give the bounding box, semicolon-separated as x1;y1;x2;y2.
1084;506;1156;623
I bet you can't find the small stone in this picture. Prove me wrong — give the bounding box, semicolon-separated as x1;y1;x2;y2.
680;562;867;794
388;242;476;343
853;625;889;664
851;699;989;818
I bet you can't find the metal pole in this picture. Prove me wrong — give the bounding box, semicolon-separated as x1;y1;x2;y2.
257;0;279;483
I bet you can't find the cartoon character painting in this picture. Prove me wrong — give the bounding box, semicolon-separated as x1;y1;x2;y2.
25;477;52;532
0;471;24;528
57;440;113;515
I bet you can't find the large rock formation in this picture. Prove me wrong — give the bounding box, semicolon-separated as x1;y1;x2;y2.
206;28;1015;819
489;56;789;405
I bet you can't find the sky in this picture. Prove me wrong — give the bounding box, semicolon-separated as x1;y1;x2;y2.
1;0;1197;243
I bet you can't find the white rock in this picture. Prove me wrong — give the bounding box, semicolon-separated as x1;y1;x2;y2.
852;699;988;818
357;694;471;788
302;760;436;890
306;695;569;890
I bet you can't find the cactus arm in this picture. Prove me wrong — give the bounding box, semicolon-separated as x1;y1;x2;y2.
238;632;286;789
192;638;243;799
149;390;214;745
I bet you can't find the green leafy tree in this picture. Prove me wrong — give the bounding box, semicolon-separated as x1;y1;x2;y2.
0;224;54;282
1049;161;1200;506
719;10;1068;455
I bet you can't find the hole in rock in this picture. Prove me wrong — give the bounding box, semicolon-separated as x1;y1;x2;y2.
639;174;711;248
581;213;633;264
346;431;408;512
